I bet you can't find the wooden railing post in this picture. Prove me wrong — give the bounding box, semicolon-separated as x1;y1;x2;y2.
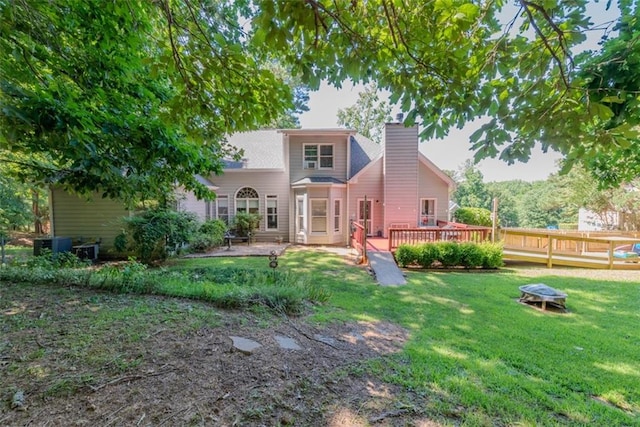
546;235;553;268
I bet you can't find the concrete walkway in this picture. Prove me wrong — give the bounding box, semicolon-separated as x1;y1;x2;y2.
368;251;406;286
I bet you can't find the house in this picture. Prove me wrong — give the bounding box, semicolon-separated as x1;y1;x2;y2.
176;122;455;246
48;122;454;254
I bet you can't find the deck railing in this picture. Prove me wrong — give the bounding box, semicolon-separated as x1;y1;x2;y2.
500;228;640;269
350;220;367;262
388;225;491;251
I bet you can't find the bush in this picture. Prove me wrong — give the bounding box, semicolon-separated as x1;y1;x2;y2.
437;242;461;267
231;212;261;238
458;242;484;268
188;219;227;253
117;209;199;263
454;207;492;226
418;244;439;268
395;241;503;269
395;244;419;267
480;242;504;269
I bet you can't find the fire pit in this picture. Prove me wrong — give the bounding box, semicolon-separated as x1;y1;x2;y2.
519;283;567;311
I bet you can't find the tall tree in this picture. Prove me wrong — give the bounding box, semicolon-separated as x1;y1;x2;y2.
252;1;636;186
452;160;490;209
336;83;392;143
0;0;293;204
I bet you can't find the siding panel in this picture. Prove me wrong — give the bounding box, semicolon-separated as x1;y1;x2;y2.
289;135;348;183
383;125;419;230
50;188;130;254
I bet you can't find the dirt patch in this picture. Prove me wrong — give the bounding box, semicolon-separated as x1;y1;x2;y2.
0;285;432;426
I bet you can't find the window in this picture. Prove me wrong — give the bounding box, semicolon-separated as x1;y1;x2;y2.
303;144;333;169
205;201;212;221
216;195;229;224
333;199;341;233
420;199;436;226
296;195;306;234
310;199;328;233
235;187;259;215
266;195;278;230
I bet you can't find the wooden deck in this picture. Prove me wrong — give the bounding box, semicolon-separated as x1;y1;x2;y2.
501;229;640;270
351;224;640;270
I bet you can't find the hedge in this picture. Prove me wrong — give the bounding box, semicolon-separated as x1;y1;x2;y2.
395;241;503;269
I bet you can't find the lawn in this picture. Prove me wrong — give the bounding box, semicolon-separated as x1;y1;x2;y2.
1;248;638;425
178;249;640;425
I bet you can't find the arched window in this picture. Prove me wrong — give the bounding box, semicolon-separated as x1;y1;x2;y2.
235;187;259;215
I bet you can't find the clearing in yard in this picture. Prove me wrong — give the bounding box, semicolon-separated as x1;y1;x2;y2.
1;248;639;426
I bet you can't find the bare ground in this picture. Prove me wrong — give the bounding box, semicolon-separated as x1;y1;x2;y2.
1;283;439;427
2;236;637;426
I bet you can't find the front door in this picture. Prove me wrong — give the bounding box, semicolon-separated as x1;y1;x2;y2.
357;199;373;236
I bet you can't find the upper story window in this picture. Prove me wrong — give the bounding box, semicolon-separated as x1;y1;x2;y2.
303;144;333;169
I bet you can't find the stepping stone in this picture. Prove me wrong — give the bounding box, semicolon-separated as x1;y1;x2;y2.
229;336;261;354
274;335;301;350
313;334;336;346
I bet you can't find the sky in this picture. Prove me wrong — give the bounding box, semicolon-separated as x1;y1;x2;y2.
298;1;620;182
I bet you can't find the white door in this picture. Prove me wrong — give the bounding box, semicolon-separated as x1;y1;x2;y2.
357;199;373;236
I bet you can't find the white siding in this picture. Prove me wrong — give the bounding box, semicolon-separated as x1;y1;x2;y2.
176;191;209;221
418;163;450;223
50;188;130;254
207;171;290;242
383;124;419;231
349;159;384;237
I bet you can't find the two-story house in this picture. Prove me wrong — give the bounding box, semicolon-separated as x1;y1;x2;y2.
47;122;454;253
176;122;455;246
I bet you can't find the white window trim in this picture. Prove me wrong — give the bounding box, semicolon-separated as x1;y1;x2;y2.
333;198;342;233
420;198;437;227
303;143;334;170
310;198;329;234
357;198;374;236
215;194;229;223
265;195;278;231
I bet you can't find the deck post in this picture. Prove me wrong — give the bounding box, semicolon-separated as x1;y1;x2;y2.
546;235;553;268
608;240;614;269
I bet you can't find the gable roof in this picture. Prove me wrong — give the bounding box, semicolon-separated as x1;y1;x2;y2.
349;134;382;178
223;130;284;169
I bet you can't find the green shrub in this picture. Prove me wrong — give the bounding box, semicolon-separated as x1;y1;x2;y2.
118;209;199;263
437;242;461;267
395;241;502;269
188;219;227;252
480;242;504;269
454;207;492;226
24;249;90;269
418;244;438;268
395;244;419;267
458;242;484;268
231;212;262;238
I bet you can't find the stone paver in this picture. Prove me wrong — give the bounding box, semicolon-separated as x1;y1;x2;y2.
274;335;301;350
230;336;262;354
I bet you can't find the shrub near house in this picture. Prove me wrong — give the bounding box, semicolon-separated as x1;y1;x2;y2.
395;241;503;269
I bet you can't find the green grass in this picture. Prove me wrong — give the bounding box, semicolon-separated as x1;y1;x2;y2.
3;249;639;425
276;251;639;426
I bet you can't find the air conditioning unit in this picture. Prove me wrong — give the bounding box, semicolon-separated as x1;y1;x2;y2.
304;160;317;169
33;237;73;256
73;243;99;261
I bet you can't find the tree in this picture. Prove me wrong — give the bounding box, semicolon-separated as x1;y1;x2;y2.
0;1;294;204
452;160;490;209
336;83;392;143
252;1;636;186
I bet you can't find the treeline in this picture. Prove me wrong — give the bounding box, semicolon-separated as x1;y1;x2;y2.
451;160;640;230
